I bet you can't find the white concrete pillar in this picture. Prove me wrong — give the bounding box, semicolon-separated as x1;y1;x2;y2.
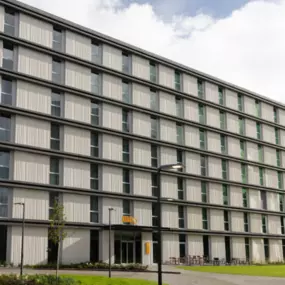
141;232;152;265
99;230;115;263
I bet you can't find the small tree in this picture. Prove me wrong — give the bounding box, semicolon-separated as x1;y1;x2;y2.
49;200;67;281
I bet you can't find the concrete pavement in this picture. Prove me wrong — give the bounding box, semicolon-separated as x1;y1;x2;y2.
1;266;285;285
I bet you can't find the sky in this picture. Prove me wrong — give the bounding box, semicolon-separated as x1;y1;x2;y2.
19;0;285;103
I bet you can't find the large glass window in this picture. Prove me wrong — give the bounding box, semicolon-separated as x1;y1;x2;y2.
177;177;184;200
244;212;249;232
276;150;281;167
179;234;186;258
1;78;13;105
176;97;183;117
222;160;227;179
3;42;14;70
242;188;248;207
123;200;131;218
224;210;229;231
201;182;207;203
200;130;206;150
219;87;224;105
151;145;158;167
239;117;245;135
122;109;130;132
152;203;158;226
122;53;130;74
262;215;267;233
273;107;278;123
90;164;99;190
52;59;62;83
178;206;185;228
49;157;60;185
199;104;205;124
220;111;226;129
0;188;8;218
151;174;158;197
0;115;10;142
220;135;226;154
174;71;181;91
151;116;158;139
92;42;101;64
275;128;280;145
52;27;62;51
122;139;130;163
259;167;264;186
90;196;99;223
200;155;207;176
150;89;158;110
279;193;284;212
245;237;250;260
51;91;61;117
123;169;130;194
256;122;261;140
150;62;157;83
4;8;15;36
238;94;243;111
255;100;261;117
240;140;245;159
0;152;9;179
176;123;184;144
260;191;267;209
278;171;283;189
241;164;247;183
49;192;59;219
258;144;263;162
91;133;99;157
197;79;204;99
50;124;60;150
91;72;100;95
264;238;269;261
223;185;229;205
122;81;131;103
91;102;100;126
202;208;208;229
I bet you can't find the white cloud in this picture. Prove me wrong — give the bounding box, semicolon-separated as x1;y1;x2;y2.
20;0;285;103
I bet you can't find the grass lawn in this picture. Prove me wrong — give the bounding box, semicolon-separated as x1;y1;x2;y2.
178;265;285;277
61;275;161;285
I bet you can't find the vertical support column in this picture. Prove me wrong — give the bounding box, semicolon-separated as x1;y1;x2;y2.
141;232;152;265
99;230;114;263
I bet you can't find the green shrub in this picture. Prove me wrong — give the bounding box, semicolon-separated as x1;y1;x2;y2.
0;274;81;285
25;262;148;271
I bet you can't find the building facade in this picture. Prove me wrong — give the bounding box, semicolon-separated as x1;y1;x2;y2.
0;0;284;266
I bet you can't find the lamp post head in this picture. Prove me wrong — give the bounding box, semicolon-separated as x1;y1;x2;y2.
108;207;114;211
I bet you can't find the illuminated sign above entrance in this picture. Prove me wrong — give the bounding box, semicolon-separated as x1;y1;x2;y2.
122;215;137;224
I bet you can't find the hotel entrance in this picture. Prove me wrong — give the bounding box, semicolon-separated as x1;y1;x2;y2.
114;232;142;264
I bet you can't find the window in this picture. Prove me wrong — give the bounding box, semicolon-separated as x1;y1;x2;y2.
52;58;62;83
256;123;261;140
242;188;248;207
177;178;184;200
91;72;100;95
91;132;99;157
123;139;130;163
51;90;61;117
224;211;229;231
175;71;181;91
200;129;206;150
178;206;185;228
179;234;186;258
221;160;227;180
240;140;245;159
238;94;243;111
258;144;263;162
122;109;130;132
262;215;267;233
50;124;60;150
202;208;208;229
50;157;60;185
199;104;205;124
53;27;62;51
90;196;99;223
220;111;226;129
1;77;13;105
49;192;59;219
176;97;183;117
90;164;99;190
92;42;101;64
150;62;157;83
244;212;249;232
255;100;261;117
198;79;204;98
4;8;15;36
151;174;158;197
200;155;207;176
123;200;131;224
281;217;285;234
220;135;226;154
273;107;278;123
150;89;158;110
0;115;10;142
241;164;247;183
91;102;100;126
260;191;267;209
264;238;269;261
151;116;158;139
223;185;229;205
152;203;158;226
0;188;8;218
239;117;244;135
201;181;207;203
123;169;130;193
259;167;264;186
219;87;224;105
151;145;158;167
278;172;283;189
280;193;284;212
276;150;281;167
0;152;9;179
122;52;130;74
245;237;250;260
177;150;183;172
122;81;131;103
3;42;14;70
176;123;184;144
275;128;280;145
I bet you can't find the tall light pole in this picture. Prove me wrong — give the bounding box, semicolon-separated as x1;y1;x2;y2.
14;202;25;280
108;207;114;278
157;163;183;285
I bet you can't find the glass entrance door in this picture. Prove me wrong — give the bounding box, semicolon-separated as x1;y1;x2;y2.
121;241;134;263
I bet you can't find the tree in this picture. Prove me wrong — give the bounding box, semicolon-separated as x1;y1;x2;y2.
49;200;67;282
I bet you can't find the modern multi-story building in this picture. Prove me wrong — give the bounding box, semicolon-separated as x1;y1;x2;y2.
0;0;284;267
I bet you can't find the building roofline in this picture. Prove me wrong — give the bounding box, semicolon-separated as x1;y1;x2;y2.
2;0;284;108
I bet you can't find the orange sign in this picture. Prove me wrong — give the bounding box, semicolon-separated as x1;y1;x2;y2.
122;215;137;224
145;242;150;255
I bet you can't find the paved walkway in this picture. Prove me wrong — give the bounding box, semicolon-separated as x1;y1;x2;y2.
1;266;285;285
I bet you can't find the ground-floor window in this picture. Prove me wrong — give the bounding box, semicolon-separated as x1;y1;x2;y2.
152;232;158;263
179;234;186;258
264;238;269;261
0;225;7;262
90;230;99;262
245;237;250;260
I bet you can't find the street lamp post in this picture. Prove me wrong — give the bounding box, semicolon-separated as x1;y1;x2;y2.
157;163;183;285
14;202;25;280
108;207;114;278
